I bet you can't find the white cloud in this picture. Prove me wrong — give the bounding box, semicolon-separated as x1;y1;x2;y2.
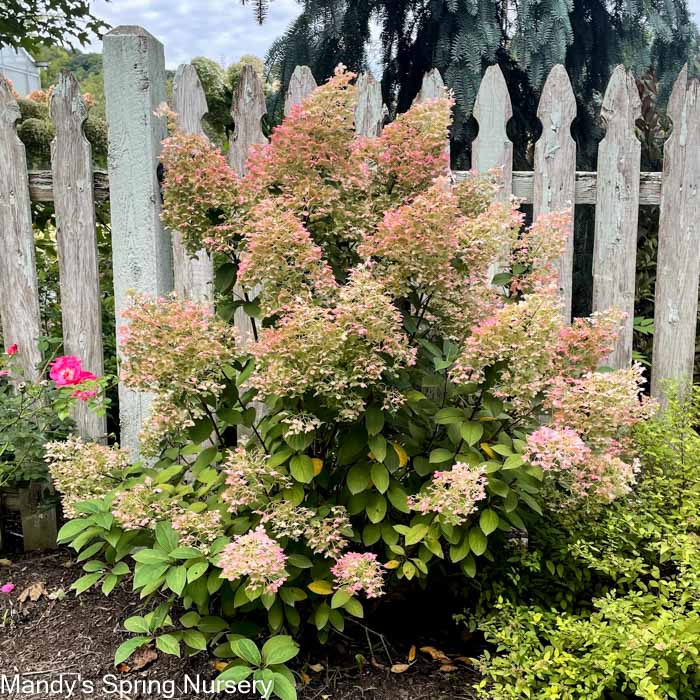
86;0;301;67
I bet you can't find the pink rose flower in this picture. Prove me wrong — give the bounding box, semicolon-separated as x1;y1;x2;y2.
6;344;18;356
1;583;15;594
49;356;88;386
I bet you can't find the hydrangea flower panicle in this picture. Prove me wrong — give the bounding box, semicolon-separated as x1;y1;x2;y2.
408;463;487;527
218;526;288;594
120;293;237;399
221;447;290;514
331;552;385;598
45;437;130;519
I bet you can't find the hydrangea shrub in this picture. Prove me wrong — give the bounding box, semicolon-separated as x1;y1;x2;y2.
50;68;653;686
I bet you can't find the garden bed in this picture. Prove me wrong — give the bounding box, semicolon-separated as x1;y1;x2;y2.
0;551;479;699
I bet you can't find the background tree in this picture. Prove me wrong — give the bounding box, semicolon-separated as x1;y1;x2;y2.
256;0;698;168
0;0;108;51
192;54;275;145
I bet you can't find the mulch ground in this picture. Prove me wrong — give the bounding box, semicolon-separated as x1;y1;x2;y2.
0;550;480;699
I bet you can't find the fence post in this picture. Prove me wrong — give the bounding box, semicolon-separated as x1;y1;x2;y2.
50;71;107;440
103;25;173;453
472;64;513;198
355;72;383;137
0;77;42;379
229;63;267;354
229;64;269;441
533;65;577;322
284;66;317;116
171;64;214;307
473;64;513;282
414;69;450;165
416;68;447;102
652;65;700;400
592;65;641;367
229;64;268;177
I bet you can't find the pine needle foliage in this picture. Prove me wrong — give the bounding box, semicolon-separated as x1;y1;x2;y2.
255;0;698;167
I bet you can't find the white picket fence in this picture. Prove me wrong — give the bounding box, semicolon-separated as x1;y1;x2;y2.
0;25;698;452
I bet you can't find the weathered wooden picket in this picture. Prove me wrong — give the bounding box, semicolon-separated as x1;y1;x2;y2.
0;24;698;453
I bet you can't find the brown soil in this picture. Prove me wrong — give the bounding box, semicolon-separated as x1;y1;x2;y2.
0;550;480;699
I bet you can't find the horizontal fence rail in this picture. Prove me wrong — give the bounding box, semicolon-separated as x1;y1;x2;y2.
1;23;698;452
24;169;666;206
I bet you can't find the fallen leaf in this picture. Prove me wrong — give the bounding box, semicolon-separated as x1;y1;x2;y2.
213;661;228;672
48;588;66;601
18;581;47;603
308;663;324;673
300;672;312;685
439;664;458;672
407;645;417;662
391;663;410;674
419;646;451;664
0;559;12;567
455;656;473;665
117;646;157;673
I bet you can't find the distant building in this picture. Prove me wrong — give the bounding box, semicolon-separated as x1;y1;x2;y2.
0;47;43;96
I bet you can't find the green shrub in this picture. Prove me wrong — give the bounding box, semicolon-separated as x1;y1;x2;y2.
472;386;700;700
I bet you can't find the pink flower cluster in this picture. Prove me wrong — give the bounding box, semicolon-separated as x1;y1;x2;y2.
120;293;238;399
238;200;337;315
138;398;195;457
509;210;573;292
111;479;172;530
450;288;564;411
545;364;656;449
331;552;385;598
160;131;240;255
524;426;590;473
250;266;416;420
49;355;98;401
525;426;641;504
576;453;641;502
408;463;488;527
358;97;452;199
45;436;129;519
0;344;18;377
358;179;461;296
451;285;628;414
240;66;370;246
171;507;224;553
112;482;225;551
257;500;352;559
221;448;290;514
218;526;288;594
555;310;623;371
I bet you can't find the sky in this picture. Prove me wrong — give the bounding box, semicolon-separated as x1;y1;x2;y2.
85;0;700;69
85;0;302;67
